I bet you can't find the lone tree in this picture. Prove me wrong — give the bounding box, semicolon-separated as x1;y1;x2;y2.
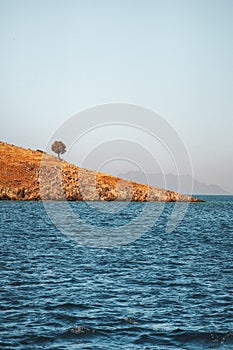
51;141;66;160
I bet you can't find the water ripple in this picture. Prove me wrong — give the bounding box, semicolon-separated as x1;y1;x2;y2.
1;196;233;349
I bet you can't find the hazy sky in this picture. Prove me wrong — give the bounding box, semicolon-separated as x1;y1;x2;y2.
0;0;233;193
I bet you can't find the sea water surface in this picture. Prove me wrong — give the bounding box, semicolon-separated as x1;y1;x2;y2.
1;196;233;349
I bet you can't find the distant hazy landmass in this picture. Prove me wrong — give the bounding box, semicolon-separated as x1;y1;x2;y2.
117;171;230;195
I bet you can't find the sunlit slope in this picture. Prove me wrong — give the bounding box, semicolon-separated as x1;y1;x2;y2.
0;141;202;202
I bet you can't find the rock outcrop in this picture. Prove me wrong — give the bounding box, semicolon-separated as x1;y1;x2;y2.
0;141;202;202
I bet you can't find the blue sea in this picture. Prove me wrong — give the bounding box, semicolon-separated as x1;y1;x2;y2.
1;196;233;349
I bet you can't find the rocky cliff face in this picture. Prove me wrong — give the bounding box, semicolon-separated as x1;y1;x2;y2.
0;141;202;202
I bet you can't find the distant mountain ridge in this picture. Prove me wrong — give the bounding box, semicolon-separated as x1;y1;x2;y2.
117;171;230;195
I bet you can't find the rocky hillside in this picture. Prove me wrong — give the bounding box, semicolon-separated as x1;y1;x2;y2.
0;141;202;202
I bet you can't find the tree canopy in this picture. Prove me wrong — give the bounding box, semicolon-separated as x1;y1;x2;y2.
51;141;66;159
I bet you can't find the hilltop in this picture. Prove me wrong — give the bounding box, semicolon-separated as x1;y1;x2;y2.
0;141;202;202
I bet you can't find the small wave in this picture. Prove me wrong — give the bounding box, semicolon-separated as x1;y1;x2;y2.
18;334;56;346
45;302;90;310
172;329;233;345
54;313;77;323
67;325;96;336
134;333;167;345
10;281;22;286
63;325;111;339
122;317;142;325
134;329;233;346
